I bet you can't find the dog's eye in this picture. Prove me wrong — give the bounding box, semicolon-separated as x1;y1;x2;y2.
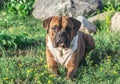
52;27;57;31
52;27;56;30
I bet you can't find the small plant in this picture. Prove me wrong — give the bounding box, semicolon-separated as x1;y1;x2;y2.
103;0;120;12
0;0;8;10
0;33;17;49
6;0;35;16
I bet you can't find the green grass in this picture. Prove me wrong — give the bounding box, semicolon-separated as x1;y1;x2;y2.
0;11;120;84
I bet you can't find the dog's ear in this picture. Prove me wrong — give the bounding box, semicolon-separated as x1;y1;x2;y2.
43;17;52;32
70;18;81;32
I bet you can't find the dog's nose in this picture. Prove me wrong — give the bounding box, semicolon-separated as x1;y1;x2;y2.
60;33;64;37
59;32;65;37
59;40;63;43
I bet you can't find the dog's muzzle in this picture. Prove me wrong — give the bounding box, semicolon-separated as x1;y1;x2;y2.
53;31;70;48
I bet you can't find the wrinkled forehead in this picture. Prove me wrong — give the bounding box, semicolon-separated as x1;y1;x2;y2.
49;16;74;28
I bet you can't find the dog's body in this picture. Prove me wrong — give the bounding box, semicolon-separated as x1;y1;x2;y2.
43;16;95;79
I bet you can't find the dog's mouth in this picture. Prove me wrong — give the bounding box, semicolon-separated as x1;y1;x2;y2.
53;37;70;48
52;31;71;48
56;37;70;48
57;40;66;48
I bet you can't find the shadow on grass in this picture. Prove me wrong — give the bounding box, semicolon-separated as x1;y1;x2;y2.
80;34;120;67
0;37;46;57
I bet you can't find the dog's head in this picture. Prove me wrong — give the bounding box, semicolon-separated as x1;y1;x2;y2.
43;16;81;48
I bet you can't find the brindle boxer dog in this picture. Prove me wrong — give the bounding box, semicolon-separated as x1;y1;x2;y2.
43;16;95;80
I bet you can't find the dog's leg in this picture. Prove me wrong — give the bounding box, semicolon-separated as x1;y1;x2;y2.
81;31;95;52
46;47;58;75
47;60;58;75
66;65;78;80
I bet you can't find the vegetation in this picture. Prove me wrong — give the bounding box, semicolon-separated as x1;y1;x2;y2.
0;0;120;84
0;0;35;16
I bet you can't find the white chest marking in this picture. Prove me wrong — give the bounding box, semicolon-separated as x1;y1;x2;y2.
47;35;78;66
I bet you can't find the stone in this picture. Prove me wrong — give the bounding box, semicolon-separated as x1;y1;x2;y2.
88;12;109;23
111;12;120;32
32;0;102;20
76;16;96;34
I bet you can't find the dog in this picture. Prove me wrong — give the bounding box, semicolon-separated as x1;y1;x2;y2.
43;16;95;79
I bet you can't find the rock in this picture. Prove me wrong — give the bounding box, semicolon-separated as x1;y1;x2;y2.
88;12;109;23
32;0;102;20
76;16;96;34
111;12;120;32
